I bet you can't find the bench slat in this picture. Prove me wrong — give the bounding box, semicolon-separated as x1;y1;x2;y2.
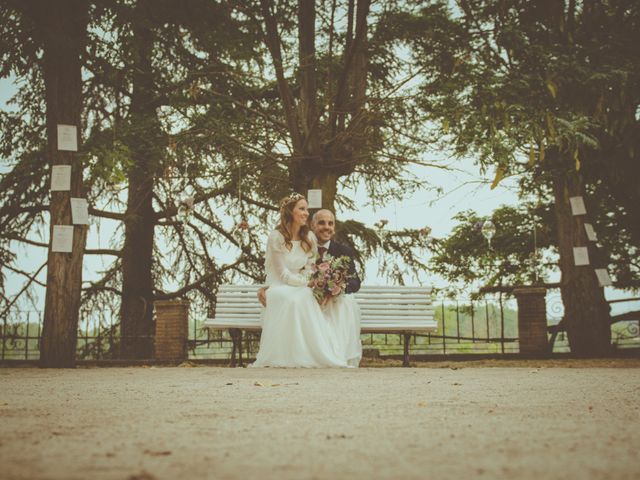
216;300;434;312
206;322;437;332
218;284;431;291
216;306;434;316
206;284;437;333
218;295;428;301
218;286;432;297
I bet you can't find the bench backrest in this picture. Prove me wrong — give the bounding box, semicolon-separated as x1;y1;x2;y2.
206;285;436;332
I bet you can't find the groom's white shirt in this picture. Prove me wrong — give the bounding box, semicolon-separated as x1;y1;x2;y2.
319;240;331;249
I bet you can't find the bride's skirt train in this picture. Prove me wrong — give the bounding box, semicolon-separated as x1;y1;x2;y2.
251;285;359;368
324;295;362;367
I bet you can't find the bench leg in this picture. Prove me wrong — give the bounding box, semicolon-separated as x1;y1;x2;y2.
238;330;244;367
229;328;241;367
403;333;410;367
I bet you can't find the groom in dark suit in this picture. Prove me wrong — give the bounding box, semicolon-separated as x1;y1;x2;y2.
312;209;361;294
257;209;361;306
310;209;363;366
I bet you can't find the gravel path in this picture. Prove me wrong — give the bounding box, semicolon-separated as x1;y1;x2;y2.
1;361;639;480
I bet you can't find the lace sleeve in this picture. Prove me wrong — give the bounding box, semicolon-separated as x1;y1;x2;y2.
265;230;309;286
304;231;318;273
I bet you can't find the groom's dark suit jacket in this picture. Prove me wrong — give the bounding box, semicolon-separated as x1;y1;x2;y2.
323;240;361;294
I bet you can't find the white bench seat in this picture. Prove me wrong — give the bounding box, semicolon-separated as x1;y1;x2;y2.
204;284;437;366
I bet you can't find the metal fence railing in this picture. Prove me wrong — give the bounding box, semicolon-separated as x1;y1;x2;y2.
2;292;638;362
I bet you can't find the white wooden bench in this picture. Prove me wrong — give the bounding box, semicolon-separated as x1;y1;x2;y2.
203;285;437;366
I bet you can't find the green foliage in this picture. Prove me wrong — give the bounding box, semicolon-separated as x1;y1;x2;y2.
429;203;556;296
3;0;638;327
397;0;640;288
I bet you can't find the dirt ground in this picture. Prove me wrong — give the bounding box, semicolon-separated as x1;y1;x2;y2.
1;359;639;480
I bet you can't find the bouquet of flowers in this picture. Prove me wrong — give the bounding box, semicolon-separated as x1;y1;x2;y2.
308;254;353;307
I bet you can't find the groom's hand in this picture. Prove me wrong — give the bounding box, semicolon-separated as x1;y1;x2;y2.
257;287;268;307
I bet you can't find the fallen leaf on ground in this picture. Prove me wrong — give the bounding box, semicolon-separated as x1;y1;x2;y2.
127;471;156;480
143;450;172;456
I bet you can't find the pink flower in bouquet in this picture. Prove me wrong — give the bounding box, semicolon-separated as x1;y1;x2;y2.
318;262;330;273
331;284;342;296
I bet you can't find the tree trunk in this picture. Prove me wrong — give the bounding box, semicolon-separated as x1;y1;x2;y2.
262;0;370;215
119;0;161;359
310;173;338;211
552;153;612;356
38;0;89;368
350;0;369;115
298;0;318;152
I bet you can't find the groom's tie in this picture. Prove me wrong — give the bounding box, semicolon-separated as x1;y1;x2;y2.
318;246;327;260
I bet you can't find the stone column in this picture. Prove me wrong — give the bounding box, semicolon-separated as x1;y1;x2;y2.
154;300;189;362
513;287;549;356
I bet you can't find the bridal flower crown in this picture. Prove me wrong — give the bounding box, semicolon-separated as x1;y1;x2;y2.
280;192;305;209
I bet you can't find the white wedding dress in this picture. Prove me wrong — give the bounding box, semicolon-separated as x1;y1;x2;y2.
251;230;354;368
323;295;362;367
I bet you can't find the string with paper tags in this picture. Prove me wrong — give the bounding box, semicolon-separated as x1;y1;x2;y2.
569;195;612;287
50;124;89;253
231;162;251;245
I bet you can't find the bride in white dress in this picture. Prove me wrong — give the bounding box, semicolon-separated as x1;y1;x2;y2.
251;193;350;368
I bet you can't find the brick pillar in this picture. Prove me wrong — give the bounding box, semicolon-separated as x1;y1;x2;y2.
154;300;189;362
513;287;549;356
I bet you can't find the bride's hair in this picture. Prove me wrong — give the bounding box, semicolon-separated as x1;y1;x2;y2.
276;193;313;252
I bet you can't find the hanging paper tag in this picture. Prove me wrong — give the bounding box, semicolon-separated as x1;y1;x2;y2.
52;225;74;252
307;189;322;209
57;124;78;152
595;269;612;287
584;223;597;241
51;165;71;191
70;198;89;225
573;246;589;266
569;196;586;215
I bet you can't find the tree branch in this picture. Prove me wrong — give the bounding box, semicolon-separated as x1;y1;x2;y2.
81;285;122;296
0;261;47;318
259;0;303;152
3;234;48;248
328;0;370;138
208;88;289;131
238;195;279;212
191;211;242;246
0;205;49;217
89;207;125;220
2;262;47;287
85;249;122;257
154;186;233;220
154;258;244;300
